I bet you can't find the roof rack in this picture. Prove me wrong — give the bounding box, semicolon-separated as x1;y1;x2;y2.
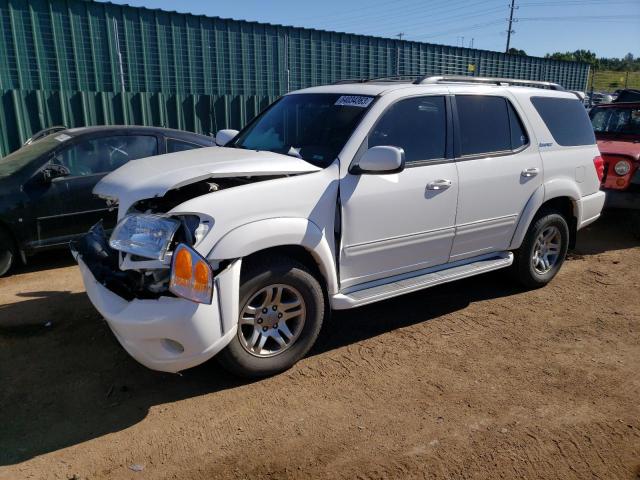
332;75;421;85
414;75;565;90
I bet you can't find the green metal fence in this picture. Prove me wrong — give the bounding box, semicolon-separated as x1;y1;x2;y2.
0;0;591;157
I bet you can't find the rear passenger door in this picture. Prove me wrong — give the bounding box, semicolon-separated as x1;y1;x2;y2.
450;93;542;261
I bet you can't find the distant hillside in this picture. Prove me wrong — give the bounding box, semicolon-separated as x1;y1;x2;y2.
589;70;640;92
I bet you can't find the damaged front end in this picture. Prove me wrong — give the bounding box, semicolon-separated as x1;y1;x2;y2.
70;222;171;301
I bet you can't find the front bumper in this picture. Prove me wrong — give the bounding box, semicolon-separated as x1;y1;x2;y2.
73;228;241;373
603;189;640;210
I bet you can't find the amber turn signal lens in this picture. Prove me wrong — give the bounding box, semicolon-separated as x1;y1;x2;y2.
169;243;213;304
194;260;211;291
174;247;192;280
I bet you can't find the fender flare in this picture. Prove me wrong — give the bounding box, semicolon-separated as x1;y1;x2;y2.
208;217;339;295
509;180;580;250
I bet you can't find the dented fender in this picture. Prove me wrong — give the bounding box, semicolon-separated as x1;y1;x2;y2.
210;218;339;295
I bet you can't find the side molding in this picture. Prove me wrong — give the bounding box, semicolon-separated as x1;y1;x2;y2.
209;218;339;295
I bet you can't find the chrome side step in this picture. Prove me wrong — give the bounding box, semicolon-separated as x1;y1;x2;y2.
331;252;513;309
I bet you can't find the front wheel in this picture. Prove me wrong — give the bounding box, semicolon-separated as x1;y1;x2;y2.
0;230;16;277
217;256;325;378
513;212;569;288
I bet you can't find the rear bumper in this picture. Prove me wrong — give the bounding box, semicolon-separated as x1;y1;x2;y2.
77;257;237;372
578;191;606;229
603;189;640;210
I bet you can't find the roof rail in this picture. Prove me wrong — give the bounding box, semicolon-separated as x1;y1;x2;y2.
415;75;565;90
332;75;424;85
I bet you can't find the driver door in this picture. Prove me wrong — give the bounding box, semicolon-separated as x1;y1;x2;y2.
339;95;459;288
34;134;158;244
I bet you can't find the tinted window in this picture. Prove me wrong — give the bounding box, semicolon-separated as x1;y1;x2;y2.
531;96;596;146
456;95;511;156
369;96;446;163
507;101;529;149
54;135;158;176
167;138;203;153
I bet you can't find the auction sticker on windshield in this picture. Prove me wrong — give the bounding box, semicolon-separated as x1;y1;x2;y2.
335;96;374;108
55;134;71;142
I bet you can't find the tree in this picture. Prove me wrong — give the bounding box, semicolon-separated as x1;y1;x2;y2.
507;48;527;56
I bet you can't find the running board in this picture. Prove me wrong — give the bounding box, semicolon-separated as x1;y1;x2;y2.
331;252;513;309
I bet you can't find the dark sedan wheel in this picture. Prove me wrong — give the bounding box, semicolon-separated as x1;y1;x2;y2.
0;230;16;277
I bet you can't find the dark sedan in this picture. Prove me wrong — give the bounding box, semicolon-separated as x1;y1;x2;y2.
0;125;215;276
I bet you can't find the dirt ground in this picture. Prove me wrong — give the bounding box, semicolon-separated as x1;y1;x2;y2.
1;211;639;480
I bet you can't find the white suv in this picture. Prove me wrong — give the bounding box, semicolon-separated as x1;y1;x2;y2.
72;75;606;377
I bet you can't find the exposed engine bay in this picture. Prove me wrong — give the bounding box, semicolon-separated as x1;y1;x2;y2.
75;175;283;300
130;175;284;214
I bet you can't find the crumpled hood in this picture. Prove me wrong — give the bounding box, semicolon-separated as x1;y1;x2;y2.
94;146;321;207
597;139;640;162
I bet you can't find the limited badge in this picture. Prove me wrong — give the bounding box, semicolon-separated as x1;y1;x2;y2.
335;95;374;108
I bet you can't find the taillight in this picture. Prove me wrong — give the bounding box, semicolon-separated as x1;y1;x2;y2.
593;155;604;182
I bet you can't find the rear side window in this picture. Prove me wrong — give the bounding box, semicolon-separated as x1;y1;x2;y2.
369;96;447;163
167;138;203;153
456;95;515;156
531;96;596;146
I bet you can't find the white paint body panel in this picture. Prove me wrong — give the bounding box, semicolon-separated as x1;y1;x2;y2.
340;163;458;287
76;81;605;373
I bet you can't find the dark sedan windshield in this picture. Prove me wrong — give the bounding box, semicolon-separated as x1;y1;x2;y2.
0;136;61;178
590;106;640;136
232;93;374;167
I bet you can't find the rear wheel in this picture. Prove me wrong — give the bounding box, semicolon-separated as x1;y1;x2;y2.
0;230;16;277
513;212;569;288
217;256;325;378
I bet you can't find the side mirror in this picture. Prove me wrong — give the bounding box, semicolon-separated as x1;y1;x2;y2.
215;129;239;147
40;164;71;183
353;146;405;174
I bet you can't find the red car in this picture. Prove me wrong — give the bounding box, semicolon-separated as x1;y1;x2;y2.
589;102;640;210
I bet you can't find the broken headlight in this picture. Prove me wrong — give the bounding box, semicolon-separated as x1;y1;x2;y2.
109;214;180;260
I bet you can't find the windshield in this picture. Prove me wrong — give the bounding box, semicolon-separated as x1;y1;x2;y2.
590;106;640;136
232;93;375;167
0;136;61;178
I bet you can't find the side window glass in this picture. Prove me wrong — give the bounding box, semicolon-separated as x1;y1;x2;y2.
369;96;446;163
54;135;158;176
531;96;595;146
456;95;511;156
167;138;202;153
507;102;528;150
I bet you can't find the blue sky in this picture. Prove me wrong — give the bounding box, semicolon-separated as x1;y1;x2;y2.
102;0;640;58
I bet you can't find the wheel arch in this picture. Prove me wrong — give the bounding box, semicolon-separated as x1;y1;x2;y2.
510;186;579;250
208;218;339;295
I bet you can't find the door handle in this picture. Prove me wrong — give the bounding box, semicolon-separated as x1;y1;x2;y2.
426;179;452;190
521;167;540;178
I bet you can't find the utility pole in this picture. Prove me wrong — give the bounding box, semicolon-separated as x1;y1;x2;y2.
396;33;404;76
505;0;516;53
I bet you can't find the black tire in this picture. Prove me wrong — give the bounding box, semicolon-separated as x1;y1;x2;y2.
513;211;569;288
0;229;16;277
217;255;325;378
